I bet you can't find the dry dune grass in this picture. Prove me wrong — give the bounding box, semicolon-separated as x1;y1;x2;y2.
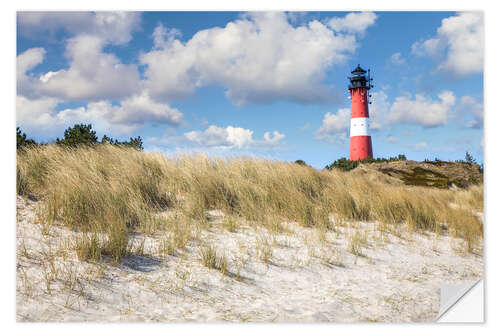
16;145;483;262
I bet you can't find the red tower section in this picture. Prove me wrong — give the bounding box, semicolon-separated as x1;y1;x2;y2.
348;64;373;161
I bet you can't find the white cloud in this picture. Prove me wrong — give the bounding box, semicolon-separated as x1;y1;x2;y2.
110;92;182;126
91;12;141;44
437;12;483;75
149;125;286;150
58;94;182;134
34;35;141;101
17;14;143;102
17;47;45;97
411;38;442;57
390;52;405;65
459;95;483;129
411;12;483;76
317;108;350;134
184;126;253;148
263;131;286;145
182;125;285;149
152;23;182;49
314;88;470;135
17;40;181;139
140;11;376;105
388;91;456;127
56;103;141;135
16;95;62;138
16;93;182;138
318;132;349;145
327;12;377;35
17;47;45;76
17;12;141;45
315;108;350;144
368;90;391;131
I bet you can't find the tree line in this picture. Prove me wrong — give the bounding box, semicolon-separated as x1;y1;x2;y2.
17;124;143;150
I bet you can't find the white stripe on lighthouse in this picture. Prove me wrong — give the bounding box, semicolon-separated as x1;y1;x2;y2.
350;117;369;137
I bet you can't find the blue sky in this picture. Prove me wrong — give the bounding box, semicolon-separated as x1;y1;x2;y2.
16;11;484;168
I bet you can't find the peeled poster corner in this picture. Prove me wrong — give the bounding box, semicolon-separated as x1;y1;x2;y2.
437;279;484;323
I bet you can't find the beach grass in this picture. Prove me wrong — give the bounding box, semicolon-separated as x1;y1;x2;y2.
16;144;484;261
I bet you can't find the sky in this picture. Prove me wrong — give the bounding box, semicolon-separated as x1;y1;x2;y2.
16;11;484;168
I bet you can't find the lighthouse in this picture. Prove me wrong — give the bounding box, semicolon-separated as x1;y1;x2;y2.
348;64;373;161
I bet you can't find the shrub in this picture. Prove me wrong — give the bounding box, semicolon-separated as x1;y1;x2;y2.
16;127;37;149
56;124;98;147
456;151;482;169
51;123;143;150
101;134;144;150
325;157;359;172
294;160;309;167
125;136;144;150
465;151;476;164
325;154;407;172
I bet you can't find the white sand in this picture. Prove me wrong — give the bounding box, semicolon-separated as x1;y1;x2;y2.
16;196;483;322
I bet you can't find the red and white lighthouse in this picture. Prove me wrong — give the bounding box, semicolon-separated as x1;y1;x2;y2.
348;64;373;161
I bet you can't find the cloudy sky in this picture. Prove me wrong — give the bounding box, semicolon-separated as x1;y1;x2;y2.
16;11;484;168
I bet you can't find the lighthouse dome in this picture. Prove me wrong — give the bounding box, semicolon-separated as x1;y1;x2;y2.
351;64;367;75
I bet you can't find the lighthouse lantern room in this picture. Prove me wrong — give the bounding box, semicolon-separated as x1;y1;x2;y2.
348;64;373;161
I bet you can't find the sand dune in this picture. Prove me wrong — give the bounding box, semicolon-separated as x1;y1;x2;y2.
16;196;483;322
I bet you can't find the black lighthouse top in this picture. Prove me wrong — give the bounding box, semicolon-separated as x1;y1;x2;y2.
348;64;372;90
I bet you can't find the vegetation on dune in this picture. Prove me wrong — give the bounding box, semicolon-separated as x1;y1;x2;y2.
17;144;484;262
382;166;452;189
17;127;37;149
56;124;99;147
294;160;310;167
325;155;408;172
17;124;144;151
326;153;483;189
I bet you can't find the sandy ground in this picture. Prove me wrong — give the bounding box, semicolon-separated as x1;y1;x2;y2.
16;195;483;322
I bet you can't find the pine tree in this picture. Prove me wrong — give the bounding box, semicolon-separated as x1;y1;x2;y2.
56;124;98;147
